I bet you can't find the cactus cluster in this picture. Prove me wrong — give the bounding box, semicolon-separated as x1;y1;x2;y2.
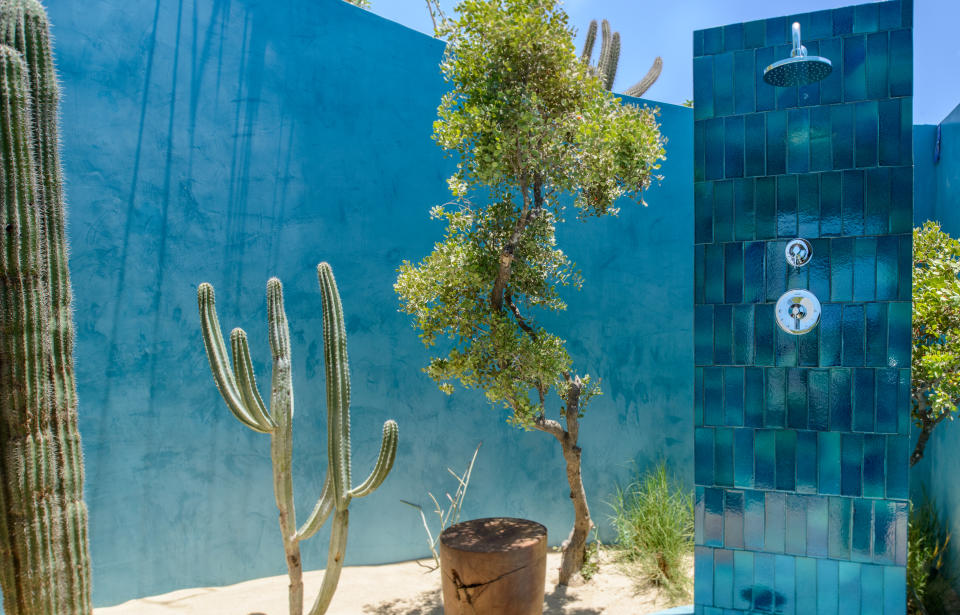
0;1;93;613
579;18;663;97
198;263;399;615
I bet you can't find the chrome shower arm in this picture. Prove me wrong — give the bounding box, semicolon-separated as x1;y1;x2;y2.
791;22;808;58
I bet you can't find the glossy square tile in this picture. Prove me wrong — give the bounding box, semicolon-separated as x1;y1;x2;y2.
885;436;909;500
775;555;796;615
878;0;902;30
725;367;745;425
744;115;766;178
754;552;777;611
817;558;841;614
786;494;808;555
865;31;889;99
766;241;788;301
819;38;844;104
886;301;910;368
767;16;789;45
696;181;714;244
834;6;854;35
819;431;842;495
734;178;755;239
874;500;897;564
694;29;705;57
715;549;735;609
819;304;843;366
798;174;820;238
704;27;724;55
743;19;766;48
884;566;907;614
696;245;706;304
714;53;735;117
809;106;833;173
861;564;883;614
898;235;912;301
831;238;854;301
796;557;818;614
875;368;899;433
696;367;705;426
799;323;820;367
889;166;913;234
733;550;754;610
838;561;862;613
879;99;902;167
725;23;745;52
695;120;706;182
696;486;705;543
696;547;716;604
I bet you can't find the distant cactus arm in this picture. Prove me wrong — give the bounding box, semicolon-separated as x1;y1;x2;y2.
198;284;274;433
230;328;275;430
349;420;399;499
601;32;620;90
624;56;663;98
598;20;612;73
318;262;352;506
296;472;335;541
580;19;597;63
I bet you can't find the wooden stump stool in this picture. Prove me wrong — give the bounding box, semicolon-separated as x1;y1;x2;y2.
439;517;547;615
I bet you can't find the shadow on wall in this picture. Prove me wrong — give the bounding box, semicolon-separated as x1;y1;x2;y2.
44;0;694;607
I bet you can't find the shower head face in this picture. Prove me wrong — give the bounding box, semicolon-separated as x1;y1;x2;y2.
763;55;833;87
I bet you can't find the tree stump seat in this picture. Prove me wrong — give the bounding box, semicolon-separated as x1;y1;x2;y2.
439;517;548;615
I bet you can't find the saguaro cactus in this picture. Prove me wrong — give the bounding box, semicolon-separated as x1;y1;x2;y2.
197;263;399;615
579;18;663;97
0;0;93;612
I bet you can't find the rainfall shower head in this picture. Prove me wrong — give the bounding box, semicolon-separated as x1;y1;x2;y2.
763;22;833;87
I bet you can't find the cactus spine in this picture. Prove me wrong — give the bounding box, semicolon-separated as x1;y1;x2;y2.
0;0;93;612
198;263;399;615
579;18;663;97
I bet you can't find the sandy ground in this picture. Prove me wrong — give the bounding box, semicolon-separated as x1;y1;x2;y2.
95;550;691;615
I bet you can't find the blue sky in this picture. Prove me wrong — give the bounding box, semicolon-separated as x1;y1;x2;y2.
371;0;959;125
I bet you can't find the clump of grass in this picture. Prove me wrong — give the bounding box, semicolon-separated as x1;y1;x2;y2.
908;492;957;615
609;461;694;603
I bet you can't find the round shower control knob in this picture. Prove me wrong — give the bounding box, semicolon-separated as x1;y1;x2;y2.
785;238;813;267
775;289;821;335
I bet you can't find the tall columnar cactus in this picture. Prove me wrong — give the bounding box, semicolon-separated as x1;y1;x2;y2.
0;0;93;612
580;18;663;97
197;263;399;615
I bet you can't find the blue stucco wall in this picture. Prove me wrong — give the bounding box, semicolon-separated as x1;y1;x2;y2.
913;114;960;592
692;2;913;613
38;0;693;606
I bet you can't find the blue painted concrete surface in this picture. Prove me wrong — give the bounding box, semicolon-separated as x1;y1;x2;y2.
39;0;693;606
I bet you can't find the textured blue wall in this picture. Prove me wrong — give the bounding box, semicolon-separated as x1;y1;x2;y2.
41;0;693;606
693;2;913;613
913;113;960;592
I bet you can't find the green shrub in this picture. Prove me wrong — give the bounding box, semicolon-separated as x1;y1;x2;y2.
609;461;694;602
908;494;956;615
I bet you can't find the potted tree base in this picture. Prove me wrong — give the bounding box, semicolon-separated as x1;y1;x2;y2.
439;517;547;615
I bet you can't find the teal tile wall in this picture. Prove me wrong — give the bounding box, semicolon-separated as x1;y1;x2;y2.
693;2;912;613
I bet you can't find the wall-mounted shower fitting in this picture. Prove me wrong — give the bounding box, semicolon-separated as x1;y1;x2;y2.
763;22;833;87
775;289;822;335
785;238;813;267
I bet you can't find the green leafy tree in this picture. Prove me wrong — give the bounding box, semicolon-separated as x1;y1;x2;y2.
911;221;960;465
395;0;665;584
345;0;370;9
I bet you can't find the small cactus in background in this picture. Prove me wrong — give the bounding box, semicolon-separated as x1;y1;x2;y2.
0;0;93;612
580;18;663;97
197;263;399;615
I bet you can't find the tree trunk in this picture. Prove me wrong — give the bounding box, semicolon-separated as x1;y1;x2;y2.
534;375;592;586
